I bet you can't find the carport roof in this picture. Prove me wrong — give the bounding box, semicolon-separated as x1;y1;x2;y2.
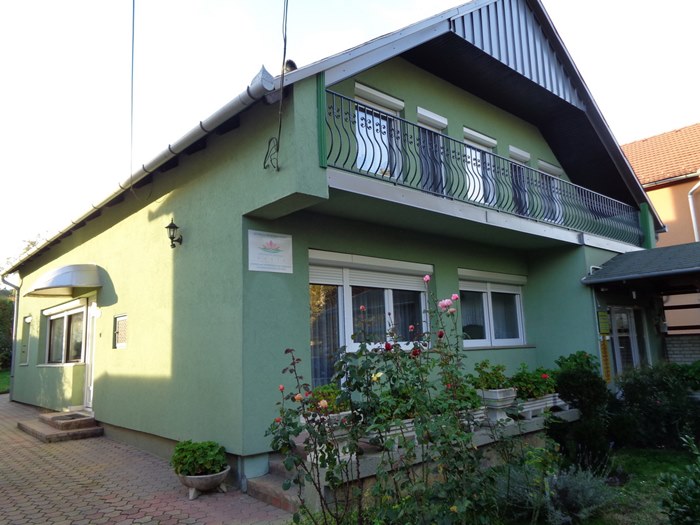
582;242;700;294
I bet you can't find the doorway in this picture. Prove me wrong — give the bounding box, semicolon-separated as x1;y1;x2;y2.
610;307;646;375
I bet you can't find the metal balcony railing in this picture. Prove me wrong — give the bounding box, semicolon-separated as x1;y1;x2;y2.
325;91;643;246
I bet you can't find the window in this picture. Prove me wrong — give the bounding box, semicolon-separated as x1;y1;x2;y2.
113;315;128;349
509;146;531;217
416;107;448;195
463;127;498;206
354;83;404;178
19;316;31;365
309;251;431;387
44;300;86;364
459;270;526;348
536;160;565;224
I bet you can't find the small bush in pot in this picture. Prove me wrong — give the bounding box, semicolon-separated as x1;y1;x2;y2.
471;359;510;390
170;440;228;476
509;363;556;400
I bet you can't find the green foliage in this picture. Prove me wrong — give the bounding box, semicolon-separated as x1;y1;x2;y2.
267;286;499;524
0;293;14;362
0;347;10;370
509;363;556;400
555;351;600;375
550;352;611;471
308;383;349;414
614;363;698;449
659;436;700;524
471;359;510;390
0;369;9;394
683;360;700;390
170;440;228;476
495;441;613;525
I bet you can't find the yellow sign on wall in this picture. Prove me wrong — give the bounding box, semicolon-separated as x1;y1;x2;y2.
599;337;612;383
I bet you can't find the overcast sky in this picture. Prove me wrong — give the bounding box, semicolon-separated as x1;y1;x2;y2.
1;0;699;274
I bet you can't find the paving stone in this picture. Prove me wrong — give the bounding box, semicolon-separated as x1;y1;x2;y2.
0;394;291;525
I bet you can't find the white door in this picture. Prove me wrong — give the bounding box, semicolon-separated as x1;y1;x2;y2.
610;307;641;375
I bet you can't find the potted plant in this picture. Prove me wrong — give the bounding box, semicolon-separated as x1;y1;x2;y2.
170;440;230;500
509;363;560;418
470;359;516;422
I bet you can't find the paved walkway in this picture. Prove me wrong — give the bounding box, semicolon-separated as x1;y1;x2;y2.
0;395;291;525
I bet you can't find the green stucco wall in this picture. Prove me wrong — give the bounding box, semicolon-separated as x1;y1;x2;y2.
10;61;656;464
330;57;566;178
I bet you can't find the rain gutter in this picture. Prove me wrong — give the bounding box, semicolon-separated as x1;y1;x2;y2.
688;175;700;242
2;66;275;276
1;275;20;401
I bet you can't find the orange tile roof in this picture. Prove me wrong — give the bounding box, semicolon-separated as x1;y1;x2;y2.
622;123;700;185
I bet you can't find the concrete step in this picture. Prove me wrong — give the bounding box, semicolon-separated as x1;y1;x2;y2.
268;454;299;479
39;411;97;430
246;473;301;514
17;418;103;443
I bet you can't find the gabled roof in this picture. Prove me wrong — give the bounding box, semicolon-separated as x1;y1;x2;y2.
582;241;700;295
3;0;663;276
622;123;700;186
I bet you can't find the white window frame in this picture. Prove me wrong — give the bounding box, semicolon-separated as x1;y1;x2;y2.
354;83;404;178
459;270;526;348
536;159;565;225
113;314;128;349
43;298;87;365
463;127;498;206
309;251;431;353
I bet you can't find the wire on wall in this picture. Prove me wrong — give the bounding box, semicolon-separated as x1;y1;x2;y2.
263;0;290;172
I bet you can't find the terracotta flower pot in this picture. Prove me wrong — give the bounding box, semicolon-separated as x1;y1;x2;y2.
177;465;230;500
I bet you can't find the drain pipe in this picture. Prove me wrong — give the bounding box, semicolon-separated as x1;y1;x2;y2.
688;173;700;242
1;274;20;401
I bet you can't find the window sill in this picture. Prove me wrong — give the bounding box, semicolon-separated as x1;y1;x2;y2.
463;344;535;351
37;362;85;368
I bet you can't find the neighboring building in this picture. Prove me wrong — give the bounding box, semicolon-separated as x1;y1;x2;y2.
2;0;669;487
623;123;700;361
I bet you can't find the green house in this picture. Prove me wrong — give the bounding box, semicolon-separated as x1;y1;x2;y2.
2;0;667;486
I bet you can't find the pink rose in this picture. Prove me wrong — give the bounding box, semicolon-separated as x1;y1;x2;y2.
452;294;459;301
359;305;366;312
278;384;285;392
423;275;431;283
409;324;415;332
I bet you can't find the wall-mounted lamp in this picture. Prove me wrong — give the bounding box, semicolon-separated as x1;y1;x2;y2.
165;219;183;248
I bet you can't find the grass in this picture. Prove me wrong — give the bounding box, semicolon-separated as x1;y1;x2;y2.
585;447;692;525
0;368;9;394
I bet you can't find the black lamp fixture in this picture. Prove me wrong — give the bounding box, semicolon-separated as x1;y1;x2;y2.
165;218;183;248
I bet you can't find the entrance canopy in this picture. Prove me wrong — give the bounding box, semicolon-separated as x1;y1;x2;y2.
582;242;700;295
25;264;103;297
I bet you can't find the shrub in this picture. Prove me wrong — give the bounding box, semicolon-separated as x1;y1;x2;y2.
509;363;556;400
170;440;228;476
549;352;611;471
660;436;700;524
0;347;11;370
307;383;349;414
615;363;698;448
471;359;510;390
545;467;615;524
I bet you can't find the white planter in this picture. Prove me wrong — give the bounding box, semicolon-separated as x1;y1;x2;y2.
477;388;517;423
177;466;230;500
516;393;569;419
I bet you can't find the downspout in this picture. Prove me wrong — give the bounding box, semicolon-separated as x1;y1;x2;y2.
1;274;20;401
688;176;700;242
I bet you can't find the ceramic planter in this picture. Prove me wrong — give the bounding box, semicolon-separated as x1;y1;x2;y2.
177;465;230;500
477;388;517;423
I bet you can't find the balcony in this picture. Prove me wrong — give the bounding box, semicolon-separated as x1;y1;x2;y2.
325;91;643;247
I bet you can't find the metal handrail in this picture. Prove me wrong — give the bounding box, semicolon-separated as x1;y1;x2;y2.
325;91;643;246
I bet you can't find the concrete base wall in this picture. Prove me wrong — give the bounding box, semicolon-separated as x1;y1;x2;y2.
666;335;700;364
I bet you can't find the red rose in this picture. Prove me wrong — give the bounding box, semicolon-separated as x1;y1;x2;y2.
541;373;549;379
385;342;393;351
411;347;421;358
274;417;282;423
437;330;445;339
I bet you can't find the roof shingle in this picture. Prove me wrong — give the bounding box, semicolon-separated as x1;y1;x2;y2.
622;123;700;185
